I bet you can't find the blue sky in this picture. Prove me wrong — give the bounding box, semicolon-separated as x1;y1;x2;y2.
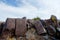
0;0;60;21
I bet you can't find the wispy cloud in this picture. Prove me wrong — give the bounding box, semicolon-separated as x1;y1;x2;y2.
0;0;60;21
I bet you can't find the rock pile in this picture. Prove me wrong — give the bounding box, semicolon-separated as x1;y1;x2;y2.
0;15;60;40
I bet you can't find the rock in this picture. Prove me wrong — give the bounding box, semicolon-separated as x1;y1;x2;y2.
50;15;58;28
5;18;15;30
45;19;52;26
34;20;46;35
26;28;36;40
0;16;60;40
6;37;16;40
50;15;57;22
15;18;27;37
26;28;45;40
27;19;35;29
22;17;26;19
16;37;27;40
40;20;46;27
46;25;56;36
0;22;5;36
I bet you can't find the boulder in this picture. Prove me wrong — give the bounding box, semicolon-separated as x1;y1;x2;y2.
5;18;15;30
15;19;27;37
34;20;46;35
46;25;56;36
27;19;35;29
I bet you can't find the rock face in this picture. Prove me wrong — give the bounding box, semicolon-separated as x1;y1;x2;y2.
34;20;46;35
15;18;27;37
46;25;56;36
0;15;60;40
0;22;5;36
5;18;15;30
26;28;45;40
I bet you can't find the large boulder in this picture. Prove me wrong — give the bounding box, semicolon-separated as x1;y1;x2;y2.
50;15;57;22
50;15;58;28
46;25;56;36
15;18;27;37
34;20;46;35
40;20;46;28
5;18;15;30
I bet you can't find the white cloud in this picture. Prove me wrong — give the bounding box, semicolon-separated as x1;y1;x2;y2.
0;0;60;21
0;1;38;21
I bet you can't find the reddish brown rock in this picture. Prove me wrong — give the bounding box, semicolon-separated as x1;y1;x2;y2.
15;19;27;37
5;18;15;30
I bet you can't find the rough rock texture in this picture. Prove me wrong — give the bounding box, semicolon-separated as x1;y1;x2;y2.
46;25;56;36
34;20;46;35
0;15;60;40
26;28;46;40
5;18;15;30
15;18;27;37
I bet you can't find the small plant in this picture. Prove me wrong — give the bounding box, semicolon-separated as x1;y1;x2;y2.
33;17;40;20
